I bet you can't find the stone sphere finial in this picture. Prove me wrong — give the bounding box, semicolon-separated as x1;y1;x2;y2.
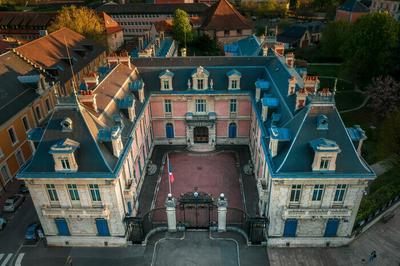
168;193;172;199
220;193;225;199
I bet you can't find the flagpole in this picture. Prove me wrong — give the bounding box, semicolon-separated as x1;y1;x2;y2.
167;153;172;195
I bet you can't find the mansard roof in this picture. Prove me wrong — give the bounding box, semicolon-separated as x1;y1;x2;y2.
21;105;112;178
272;104;373;176
338;0;369;12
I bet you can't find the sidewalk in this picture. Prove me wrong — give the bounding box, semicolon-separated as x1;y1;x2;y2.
0;178;23;209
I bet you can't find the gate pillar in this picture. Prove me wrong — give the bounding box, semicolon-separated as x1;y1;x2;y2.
165;193;177;232
217;193;228;232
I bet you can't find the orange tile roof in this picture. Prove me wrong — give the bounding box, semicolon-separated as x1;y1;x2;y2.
101;12;123;35
201;0;252;31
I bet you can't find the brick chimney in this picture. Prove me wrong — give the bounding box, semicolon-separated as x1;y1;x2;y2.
286;52;294;68
78;91;98;112
295;88;307;110
288;76;296;96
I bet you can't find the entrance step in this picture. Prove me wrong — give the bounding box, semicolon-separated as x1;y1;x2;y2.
187;144;215;152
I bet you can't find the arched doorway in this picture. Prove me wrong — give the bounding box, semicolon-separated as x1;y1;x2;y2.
228;123;237;138
193;127;209;143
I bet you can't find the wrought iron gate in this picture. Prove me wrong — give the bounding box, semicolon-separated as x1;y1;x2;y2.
177;190;216;229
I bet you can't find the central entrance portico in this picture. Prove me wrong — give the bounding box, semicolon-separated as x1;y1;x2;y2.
186;112;216;152
194;127;209;143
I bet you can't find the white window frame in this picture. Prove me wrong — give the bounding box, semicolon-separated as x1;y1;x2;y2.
289;184;302;208
164;99;172;114
67;184;80;202
61;158;71;170
333;184;347;204
312;184;324;201
195;99;206;113
230;99;237;113
231;79;238;89
7;126;18;145
46;184;59;203
197;79;204;90
22;115;31;132
89;184;102;205
320;157;331;170
162;79;170;90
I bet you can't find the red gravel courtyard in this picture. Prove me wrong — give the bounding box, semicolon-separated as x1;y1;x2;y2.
154;151;244;210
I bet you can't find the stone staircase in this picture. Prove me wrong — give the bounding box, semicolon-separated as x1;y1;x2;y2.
187;144;216;153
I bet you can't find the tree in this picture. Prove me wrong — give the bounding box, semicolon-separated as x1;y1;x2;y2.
320;20;351;59
172;9;193;46
376;109;400;161
367;76;400;119
340;13;400;85
48;6;105;41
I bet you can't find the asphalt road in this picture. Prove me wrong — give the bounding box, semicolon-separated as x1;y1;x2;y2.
0;194;38;265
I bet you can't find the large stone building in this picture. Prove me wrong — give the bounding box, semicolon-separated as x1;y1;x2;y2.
18;41;374;247
370;0;400;20
96;3;209;39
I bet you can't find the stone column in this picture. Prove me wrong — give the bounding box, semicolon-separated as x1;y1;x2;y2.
217;193;228;232
165;193;177;232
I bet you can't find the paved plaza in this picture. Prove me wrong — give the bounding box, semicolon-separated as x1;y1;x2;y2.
268;206;400;266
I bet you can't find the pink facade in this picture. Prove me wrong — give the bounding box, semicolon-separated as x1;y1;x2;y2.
217;120;228;137
238;100;251;116
152;120;165;137
150;101;164;117
174;120;186;137
215;100;229;116
173;101;188;116
238;120;250;137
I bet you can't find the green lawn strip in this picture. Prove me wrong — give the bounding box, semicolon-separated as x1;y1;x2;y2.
356;165;400;223
307;64;342;78
334;91;365;111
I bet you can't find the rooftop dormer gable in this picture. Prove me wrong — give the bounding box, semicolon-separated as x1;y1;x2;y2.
310;138;341;172
49;138;80;172
159;69;174;91
269;126;291;157
191;66;209;90
255;79;270;102
227;69;241;90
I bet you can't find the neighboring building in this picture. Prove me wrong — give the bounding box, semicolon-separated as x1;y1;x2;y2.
277;25;311;49
200;0;253;44
0;51;58;191
0;12;56;41
19;41;375;247
370;0;400;20
336;0;370;23
96;3;209;39
13;28;107;97
100;12;125;52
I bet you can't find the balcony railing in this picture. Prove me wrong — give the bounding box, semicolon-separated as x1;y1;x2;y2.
283;206;351;219
41;204;109;219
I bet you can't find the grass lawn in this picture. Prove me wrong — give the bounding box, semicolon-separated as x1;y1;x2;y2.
307;64;346;79
356;164;400;223
319;77;355;91
335;91;365;111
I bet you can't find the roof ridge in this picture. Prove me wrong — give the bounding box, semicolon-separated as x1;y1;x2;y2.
276;105;310;172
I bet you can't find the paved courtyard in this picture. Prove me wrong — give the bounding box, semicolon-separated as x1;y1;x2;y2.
154;151;244;210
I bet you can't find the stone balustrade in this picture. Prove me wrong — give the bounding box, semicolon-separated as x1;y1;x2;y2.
41;204;110;219
283;206;351;219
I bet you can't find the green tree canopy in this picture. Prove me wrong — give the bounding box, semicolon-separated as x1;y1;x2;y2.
320;20;351;59
377;109;400;161
172;9;193;46
48;6;105;41
341;13;400;85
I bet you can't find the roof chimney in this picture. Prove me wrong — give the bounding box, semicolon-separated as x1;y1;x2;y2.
286;52;294;68
78;91;98;112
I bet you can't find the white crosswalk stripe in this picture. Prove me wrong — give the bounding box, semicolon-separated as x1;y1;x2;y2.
1;253;12;266
15;253;25;266
0;255;3;262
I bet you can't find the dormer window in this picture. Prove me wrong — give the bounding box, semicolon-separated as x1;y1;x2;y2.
227;69;241;90
49;138;80;172
61;117;73;132
317;115;328;130
159;69;174;91
310;138;341;172
192;66;209;90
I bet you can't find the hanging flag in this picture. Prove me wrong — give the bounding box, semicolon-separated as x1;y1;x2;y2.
168;154;175;184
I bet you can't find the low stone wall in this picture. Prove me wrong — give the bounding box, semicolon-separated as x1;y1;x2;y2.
267;236;352;248
46;235;127;247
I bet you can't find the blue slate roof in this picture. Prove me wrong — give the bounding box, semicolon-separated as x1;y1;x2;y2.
255;79;270;90
224;35;261;56
262;96;279;108
227;69;241;77
159;69;174;78
338;0;369;12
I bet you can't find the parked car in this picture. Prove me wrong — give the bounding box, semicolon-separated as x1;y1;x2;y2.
3;194;24;212
25;222;41;241
0;217;6;230
19;183;29;193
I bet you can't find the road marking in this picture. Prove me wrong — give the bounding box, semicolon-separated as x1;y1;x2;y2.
15;253;24;266
1;253;12;266
0;254;3;261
